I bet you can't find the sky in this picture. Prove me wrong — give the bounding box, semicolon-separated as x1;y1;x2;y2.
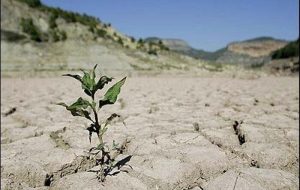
41;0;299;51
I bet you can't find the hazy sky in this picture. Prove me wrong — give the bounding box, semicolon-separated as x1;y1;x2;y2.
42;0;299;51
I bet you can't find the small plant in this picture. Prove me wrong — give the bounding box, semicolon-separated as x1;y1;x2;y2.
58;65;127;181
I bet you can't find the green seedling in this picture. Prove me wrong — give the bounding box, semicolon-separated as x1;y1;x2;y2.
57;64;127;181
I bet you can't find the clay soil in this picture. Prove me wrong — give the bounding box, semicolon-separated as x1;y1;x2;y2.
1;76;299;190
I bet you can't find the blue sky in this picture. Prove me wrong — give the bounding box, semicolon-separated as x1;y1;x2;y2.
41;0;299;51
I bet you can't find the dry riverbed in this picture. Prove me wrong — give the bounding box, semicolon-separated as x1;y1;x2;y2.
1;76;299;190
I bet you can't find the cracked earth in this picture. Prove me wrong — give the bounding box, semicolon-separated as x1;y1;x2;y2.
1;76;299;190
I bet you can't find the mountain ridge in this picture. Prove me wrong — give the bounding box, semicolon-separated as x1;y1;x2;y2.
145;36;289;64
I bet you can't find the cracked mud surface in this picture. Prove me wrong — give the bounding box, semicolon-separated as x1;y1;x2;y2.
1;76;299;190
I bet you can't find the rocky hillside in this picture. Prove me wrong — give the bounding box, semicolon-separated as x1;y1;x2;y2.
2;0;214;76
227;37;287;58
147;37;288;66
263;39;299;74
216;37;288;65
145;37;212;60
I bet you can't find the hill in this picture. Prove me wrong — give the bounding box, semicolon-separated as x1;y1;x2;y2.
1;0;213;76
146;36;288;65
145;37;214;60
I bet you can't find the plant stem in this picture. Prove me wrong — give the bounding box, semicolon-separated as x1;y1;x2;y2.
91;97;102;144
91;96;105;165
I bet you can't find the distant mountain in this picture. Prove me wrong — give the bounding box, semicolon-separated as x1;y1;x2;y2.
224;37;287;57
145;37;213;60
146;36;288;65
215;37;288;65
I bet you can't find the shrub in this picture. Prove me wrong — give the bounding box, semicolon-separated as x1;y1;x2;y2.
148;49;158;56
49;29;67;42
137;38;145;49
89;26;95;33
137;38;144;44
158;40;163;45
96;29;107;38
158;40;169;51
130;37;135;43
58;65;127;181
117;37;124;46
49;13;58;29
20;18;42;42
103;23;111;28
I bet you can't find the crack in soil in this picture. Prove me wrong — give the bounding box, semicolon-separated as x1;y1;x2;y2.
45;139;131;186
49;127;70;150
232;121;246;145
197;126;260;169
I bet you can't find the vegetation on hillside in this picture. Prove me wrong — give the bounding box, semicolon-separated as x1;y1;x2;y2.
17;0;101;29
20;17;67;42
20;18;42;42
244;36;283;43
271;39;299;59
16;0;169;53
17;0;41;7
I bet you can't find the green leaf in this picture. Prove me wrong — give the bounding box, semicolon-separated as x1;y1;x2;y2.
62;65;99;97
81;71;94;96
57;102;68;107
62;74;82;83
91;64;97;81
95;76;113;91
99;77;126;108
57;98;93;121
103;113;120;127
68;97;91;109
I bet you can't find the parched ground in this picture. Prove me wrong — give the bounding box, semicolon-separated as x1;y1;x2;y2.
1;76;299;190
